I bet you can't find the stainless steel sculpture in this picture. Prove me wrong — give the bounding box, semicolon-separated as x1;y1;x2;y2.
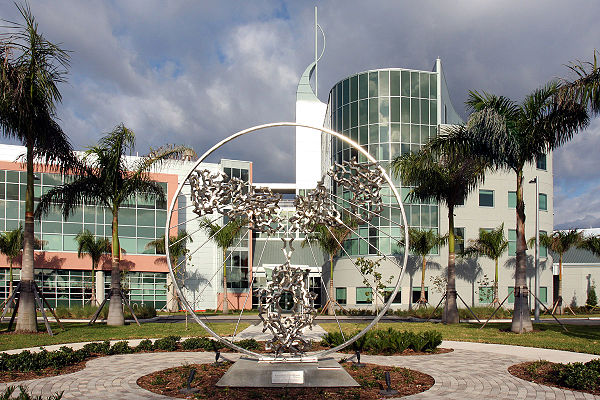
258;238;317;356
165;122;409;361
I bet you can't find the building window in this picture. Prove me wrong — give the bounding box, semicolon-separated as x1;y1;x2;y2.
539;287;548;303
226;250;249;290
479;190;494;207
508;191;516;209
508;229;517;256
454;227;465;254
336;287;347;305
536;154;547;170
479;287;494;303
356;287;372;304
508;287;515;304
384;288;402;304
539;230;547;258
412;287;428;303
539;193;547;211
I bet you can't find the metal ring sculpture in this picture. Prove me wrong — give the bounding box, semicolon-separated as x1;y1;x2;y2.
165;122;409;360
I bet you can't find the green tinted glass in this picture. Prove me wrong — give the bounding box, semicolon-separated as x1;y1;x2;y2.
401;71;410;96
379;71;389;96
350;75;358;102
508;191;516;208
410;72;419;97
368;72;378;97
430;74;437;99
401;98;410;122
358;73;368;99
359;100;368;125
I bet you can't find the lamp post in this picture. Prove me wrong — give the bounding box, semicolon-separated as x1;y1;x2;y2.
529;177;540;322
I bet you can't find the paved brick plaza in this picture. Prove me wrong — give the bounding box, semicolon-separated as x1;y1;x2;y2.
1;340;598;399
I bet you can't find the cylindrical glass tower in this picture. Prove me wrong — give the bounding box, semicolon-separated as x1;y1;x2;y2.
327;68;441;256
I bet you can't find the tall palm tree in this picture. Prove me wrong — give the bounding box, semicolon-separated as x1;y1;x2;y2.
302;223;353;315
0;3;77;332
432;84;588;332
75;230;110;306
401;228;447;306
535;230;582;314
199;218;245;313
36;124;186;325
392;147;486;323
0;226;24;304
463;224;509;305
146;230;190;312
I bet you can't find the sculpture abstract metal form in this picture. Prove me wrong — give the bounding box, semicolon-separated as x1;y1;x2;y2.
165;122;409;361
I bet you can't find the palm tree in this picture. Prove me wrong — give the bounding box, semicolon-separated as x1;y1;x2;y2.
199;218;245;313
401;228;447;306
35;124;186;325
75;230;110;306
432;84;588;332
302;223;354;315
0;226;24;305
579;235;600;257
392;147;486;323
463;224;509;305
146;230;190;312
534;230;582;314
0;4;77;332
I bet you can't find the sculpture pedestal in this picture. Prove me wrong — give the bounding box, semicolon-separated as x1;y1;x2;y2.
216;357;359;388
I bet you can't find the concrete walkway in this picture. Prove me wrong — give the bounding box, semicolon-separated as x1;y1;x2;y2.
1;337;599;399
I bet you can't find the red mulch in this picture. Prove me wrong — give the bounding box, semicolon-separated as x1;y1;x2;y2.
137;362;434;399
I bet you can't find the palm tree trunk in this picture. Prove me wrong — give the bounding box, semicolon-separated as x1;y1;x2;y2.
494;258;499;303
419;256;427;304
328;255;334;315
8;260;13;306
107;209;124;325
443;204;459;324
90;262;96;306
222;248;228;314
15;142;37;332
558;254;563;315
511;169;533;333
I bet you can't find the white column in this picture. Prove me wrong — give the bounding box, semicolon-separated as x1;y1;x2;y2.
96;270;104;305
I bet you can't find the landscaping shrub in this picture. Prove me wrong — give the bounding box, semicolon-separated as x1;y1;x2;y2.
109;341;134;355
181;337;213;350
321;328;442;354
552;359;600;391
129;304;157;319
153;336;181;351
1;385;63;400
587;285;598;308
236;339;260;351
136;339;154;352
82;341;111;355
0;347;89;372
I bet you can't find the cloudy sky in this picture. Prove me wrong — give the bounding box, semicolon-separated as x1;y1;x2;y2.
1;1;598;229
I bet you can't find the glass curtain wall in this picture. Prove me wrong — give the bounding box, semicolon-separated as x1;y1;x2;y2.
328;69;440;256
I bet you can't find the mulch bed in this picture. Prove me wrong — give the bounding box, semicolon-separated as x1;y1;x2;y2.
137;362;434;399
0;360;88;383
508;361;600;396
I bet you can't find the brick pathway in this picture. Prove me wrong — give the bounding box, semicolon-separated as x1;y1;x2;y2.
1;344;598;399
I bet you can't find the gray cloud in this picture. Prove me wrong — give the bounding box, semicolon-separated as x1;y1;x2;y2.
1;1;599;223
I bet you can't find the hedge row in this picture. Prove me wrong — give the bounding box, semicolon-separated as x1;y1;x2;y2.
0;336;261;372
321;328;442;354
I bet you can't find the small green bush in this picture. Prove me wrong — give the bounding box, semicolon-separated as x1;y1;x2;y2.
82;341;111;355
0;347;89;372
109;341;134;355
587;286;598;308
237;339;261;350
153;336;180;351
136;339;154;352
181;337;213;350
552;359;600;391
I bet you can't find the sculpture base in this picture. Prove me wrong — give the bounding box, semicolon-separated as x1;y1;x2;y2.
216;357;359;388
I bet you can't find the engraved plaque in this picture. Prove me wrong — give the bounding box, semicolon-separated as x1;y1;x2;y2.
271;370;304;384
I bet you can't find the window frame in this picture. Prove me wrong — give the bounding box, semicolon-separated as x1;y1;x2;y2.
479;189;494;207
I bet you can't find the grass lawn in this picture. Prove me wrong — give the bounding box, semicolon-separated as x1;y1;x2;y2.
0;322;249;351
320;322;600;355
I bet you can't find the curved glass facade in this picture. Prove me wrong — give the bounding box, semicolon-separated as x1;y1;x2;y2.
327;69;440;256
